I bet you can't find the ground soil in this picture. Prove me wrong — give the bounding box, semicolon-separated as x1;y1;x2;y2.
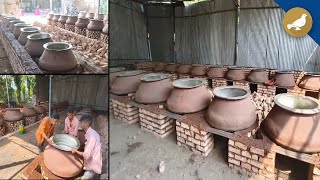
0;43;13;73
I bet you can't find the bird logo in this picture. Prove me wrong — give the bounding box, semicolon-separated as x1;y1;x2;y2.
283;7;313;37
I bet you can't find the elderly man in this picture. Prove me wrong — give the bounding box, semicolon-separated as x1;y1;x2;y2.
63;106;79;137
35;113;60;153
72;115;102;179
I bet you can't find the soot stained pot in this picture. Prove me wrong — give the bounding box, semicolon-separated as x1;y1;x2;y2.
191;64;207;76
154;63;167;72
58;15;68;23
34;105;46;114
9;20;24;32
44;145;83;178
87;19;104;31
166;79;212;114
39;42;77;72
52;14;61;22
247;68;269;83
165;63;179;73
4;17;17;27
25;33;53;57
261;94;320;153
75;17;90;28
177;64;193;74
225;67;246;81
110;70;146;95
135;73;173;104
298;72;320;91
47;13;54;20
274;71;295;88
18;27;40;46
13;23;32;39
207;65;226;78
4;108;23;121
66;15;78;25
110;67;126;85
206;86;256;131
22;106;37;117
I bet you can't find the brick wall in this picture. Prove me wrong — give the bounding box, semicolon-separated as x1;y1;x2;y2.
112;99;139;125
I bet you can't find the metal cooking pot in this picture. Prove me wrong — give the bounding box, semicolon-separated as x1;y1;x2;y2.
110;70;146;95
52;134;80;151
298;72;320;91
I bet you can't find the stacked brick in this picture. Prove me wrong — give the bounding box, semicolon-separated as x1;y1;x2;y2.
293;71;304;83
212;78;227;88
251;92;274;123
112;99;139;124
287;86;307;96
233;81;250;89
178;74;190;79
135;61;156;71
228;139;276;179
257;84;276;97
24;116;37;126
139;108;175;138
176;121;214;157
169;73;178;81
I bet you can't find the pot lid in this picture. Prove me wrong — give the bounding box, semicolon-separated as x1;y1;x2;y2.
43;42;73;51
140;73;171;82
110;67;126;73
117;70;145;77
27;33;52;40
274;94;320;114
213;86;250;100
52;134;80;151
172;78;204;89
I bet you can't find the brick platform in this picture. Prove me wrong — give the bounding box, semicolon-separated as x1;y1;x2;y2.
112;98;139;125
169;73;178;81
4;119;23;133
233;80;250;89
65;24;76;32
24;116;37;126
178;74;190;79
257;84;277;97
75;27;86;36
212;78;228;88
0;126;4;136
135;61;156;71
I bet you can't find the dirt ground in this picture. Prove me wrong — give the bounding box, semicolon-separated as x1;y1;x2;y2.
109;116;250;180
0;43;13;73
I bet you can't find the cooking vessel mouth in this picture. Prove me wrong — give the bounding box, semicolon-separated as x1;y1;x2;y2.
110;67;126;73
14;23;32;27
251;68;266;72
140;73;171;82
43;42;72;51
117;70;145;77
172;78;204;89
5;17;17;20
20;27;40;33
228;66;242;70
9;20;24;23
305;72;320;76
276;70;294;74
192;64;203;67
213;86;250;100
274;94;320;114
27;33;52;40
52;134;80;151
209;65;224;68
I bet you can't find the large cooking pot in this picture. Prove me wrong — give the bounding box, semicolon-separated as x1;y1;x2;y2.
191;64;207;76
22;107;37;117
58;15;68;24
52;134;80;151
110;70;145;95
87;19;104;31
18;27;40;46
4;17;17;27
166;79;212;114
66;15;78;25
44;145;83;178
39;42;77;72
165;63;179;73
207;65;226;78
9;20;24;32
247;68;269;83
206;86;256;131
75;17;90;28
177;64;193;74
52;14;61;22
298;72;320;91
110;67;126;85
47;13;54;21
34;105;46;114
225;67;246;81
261;94;320;153
13;23;32;39
41;104;49;112
4;108;23;121
135;73;173;104
154;63;167;72
102;24;108;34
274;71;295;88
25;33;53;57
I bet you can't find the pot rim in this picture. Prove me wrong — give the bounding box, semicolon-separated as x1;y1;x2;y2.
14;23;32;27
20;27;40;33
192;64;203;67
209;65;224;68
52;134;80;151
110;67;126;73
305;72;320;76
251;68;266;72
228;66;243;70
213;86;250;100
6;108;21;111
43;42;72;51
172;78;204;89
117;70;145;77
276;70;294;74
274;94;320;114
140;73;172;82
9;20;23;23
27;32;52;40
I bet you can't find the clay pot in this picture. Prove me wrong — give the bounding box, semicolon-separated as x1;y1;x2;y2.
86;12;95;19
154;63;167;72
34;105;46;114
41;104;49;112
22;106;37;117
66;16;78;25
25;33;53;57
166;79;212;114
177;64;193;74
47;13;54;20
18;27;40;46
298;72;320;91
102;24;108;34
13;23;32;39
39;42;77;72
110;70;145;95
4;17;17;27
207;65;226;78
78;12;86;18
9;20;24;32
52;14;61;22
165;63;179;73
261;94;320;153
247;69;269;83
75;18;90;28
58;15;68;24
4;108;23;121
44;145;83;178
225;67;246;81
110;67;126;85
191;64;207;76
206;86;256;131
87;19;104;31
274;71;295;88
135;73;173;104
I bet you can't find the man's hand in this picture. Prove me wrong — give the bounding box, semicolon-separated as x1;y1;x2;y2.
48;139;54;146
72;149;78;154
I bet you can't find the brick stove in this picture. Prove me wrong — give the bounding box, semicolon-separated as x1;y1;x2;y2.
111;94;139;125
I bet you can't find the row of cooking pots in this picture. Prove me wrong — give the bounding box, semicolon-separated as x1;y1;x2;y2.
111;70;320;154
150;63;320;91
2;16;78;72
